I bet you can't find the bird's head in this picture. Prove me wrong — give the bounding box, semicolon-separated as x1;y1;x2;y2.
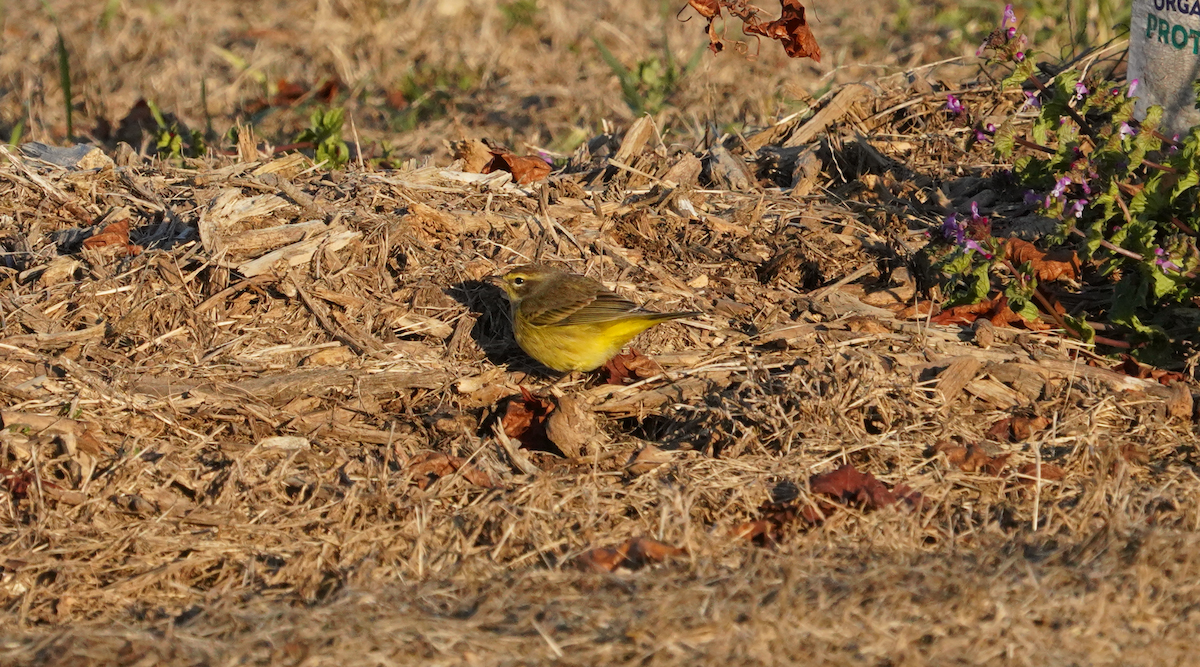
487;264;561;304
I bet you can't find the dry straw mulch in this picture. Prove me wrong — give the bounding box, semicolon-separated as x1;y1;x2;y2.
2;76;1200;666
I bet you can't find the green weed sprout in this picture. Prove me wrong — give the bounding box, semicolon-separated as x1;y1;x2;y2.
592;34;704;115
296;108;350;169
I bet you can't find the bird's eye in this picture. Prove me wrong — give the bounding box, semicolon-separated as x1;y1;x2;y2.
513;277;525;286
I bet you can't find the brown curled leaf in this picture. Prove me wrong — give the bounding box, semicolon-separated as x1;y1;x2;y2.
83;219;142;256
406;451;496;489
481;151;551;184
576;536;685;572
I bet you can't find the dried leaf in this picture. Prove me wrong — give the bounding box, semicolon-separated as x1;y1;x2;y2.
933;440;1010;475
481;151;551;184
930;295;1049;331
500;387;554;449
601;350;664;385
1004;238;1080;282
987;414;1050;442
1167;382;1194;421
687;0;721;19
756;0;821;61
449;138;493;173
83;219;142;255
809;464;921;510
0;468;36;498
683;0;820;60
732;501;822;545
1016;462;1065;482
1011;415;1050;441
1116;355;1186;385
625;443;674;474
543;396;605;458
986;417;1013;441
576;536;685;572
407;451;496;489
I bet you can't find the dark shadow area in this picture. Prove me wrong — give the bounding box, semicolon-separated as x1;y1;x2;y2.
445;279;557;378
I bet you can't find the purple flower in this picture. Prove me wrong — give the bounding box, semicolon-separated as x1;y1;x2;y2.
1119;122;1134;140
969;202;990;230
1003;4;1017;27
1074;82;1088;101
1154;248;1181;273
1069;199;1086;218
1024;190;1040;205
965;239;992;258
1128;79;1139;97
1014;51;1025;61
946;94;964;115
941;212;992;257
1021;90;1040;110
1050;176;1071;199
942;213;965;244
974;128;991;143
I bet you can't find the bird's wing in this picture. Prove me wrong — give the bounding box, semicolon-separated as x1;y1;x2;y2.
523;289;640;327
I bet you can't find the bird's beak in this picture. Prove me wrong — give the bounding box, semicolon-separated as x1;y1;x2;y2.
485;275;504;287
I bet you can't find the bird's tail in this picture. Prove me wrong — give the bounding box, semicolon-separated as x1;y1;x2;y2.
650;310;702;322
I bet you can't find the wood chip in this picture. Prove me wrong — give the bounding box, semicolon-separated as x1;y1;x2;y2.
936;356;983;403
964;377;1026;408
544;396;606;459
1167;381;1194;421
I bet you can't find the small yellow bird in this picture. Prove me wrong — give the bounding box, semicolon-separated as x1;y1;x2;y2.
489;264;700;372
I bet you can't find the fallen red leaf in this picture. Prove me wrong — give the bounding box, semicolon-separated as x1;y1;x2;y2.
407;451;496;489
732;501;822;545
82;219;142;256
1016;462;1065;482
0;467;36;498
987;415;1049;442
1004;238;1080;282
810;464;921;510
1011;415;1050;441
930;295;1049;331
575;546;626;572
1116;355;1185;385
576;536;685;572
482;151;551;184
501;388;554;449
933;440;1010;475
601;349;664;385
986;417;1013;441
734;466;920;547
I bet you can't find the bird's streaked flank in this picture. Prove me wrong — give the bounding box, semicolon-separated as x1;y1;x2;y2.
489;264;700;372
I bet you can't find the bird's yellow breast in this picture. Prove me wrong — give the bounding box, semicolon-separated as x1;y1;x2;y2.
512;317;659;372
